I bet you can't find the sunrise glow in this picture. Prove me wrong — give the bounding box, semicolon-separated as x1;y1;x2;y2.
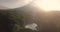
34;0;60;11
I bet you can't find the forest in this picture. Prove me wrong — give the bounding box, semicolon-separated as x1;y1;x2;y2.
0;4;60;32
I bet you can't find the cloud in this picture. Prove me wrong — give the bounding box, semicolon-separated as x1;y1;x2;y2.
0;0;18;3
0;0;32;9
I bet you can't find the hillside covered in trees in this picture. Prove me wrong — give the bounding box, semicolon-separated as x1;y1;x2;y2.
0;3;60;32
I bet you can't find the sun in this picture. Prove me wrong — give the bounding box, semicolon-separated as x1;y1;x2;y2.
34;0;60;11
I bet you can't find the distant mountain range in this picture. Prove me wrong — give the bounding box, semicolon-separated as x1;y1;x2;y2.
0;5;9;9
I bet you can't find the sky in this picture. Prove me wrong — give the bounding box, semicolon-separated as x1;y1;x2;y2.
0;0;32;9
0;0;17;3
33;0;60;11
0;0;60;11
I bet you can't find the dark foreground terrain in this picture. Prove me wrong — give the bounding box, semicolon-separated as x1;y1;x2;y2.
0;4;60;32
